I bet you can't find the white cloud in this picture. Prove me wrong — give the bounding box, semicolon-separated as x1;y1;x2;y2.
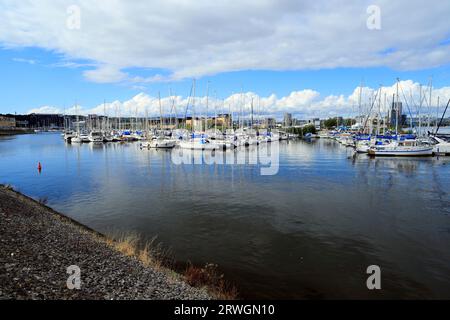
27;106;62;114
12;58;37;65
26;80;450;119
83;65;128;83
1;1;450;83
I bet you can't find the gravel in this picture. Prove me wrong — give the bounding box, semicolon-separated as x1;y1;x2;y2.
0;185;210;300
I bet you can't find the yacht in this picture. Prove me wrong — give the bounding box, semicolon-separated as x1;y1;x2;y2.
103;132;114;142
71;134;82;143
88;130;104;143
355;135;372;153
368;139;433;157
79;133;90;143
355;140;371;153
179;136;221;150
63;130;76;142
430;135;450;155
147;137;177;149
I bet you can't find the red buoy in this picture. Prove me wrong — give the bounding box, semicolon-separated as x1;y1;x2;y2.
37;162;42;172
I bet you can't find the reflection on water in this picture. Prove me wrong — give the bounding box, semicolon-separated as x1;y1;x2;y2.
1;133;450;299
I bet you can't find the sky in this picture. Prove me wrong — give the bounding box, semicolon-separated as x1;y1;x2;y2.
1;0;450;119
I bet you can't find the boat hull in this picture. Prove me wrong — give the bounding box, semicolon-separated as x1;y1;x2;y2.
368;148;433;156
149;140;176;149
433;145;450;155
179;141;221;150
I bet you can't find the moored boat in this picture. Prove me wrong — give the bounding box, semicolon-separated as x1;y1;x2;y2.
368;139;433;157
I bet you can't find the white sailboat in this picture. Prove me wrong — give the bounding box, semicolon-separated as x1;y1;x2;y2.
368;80;432;157
430;135;450;155
147;92;177;149
71;103;83;143
179;136;221;150
368;139;433;156
355;140;371;153
147;136;177;149
88;130;103;143
430;98;450;155
64;130;76;142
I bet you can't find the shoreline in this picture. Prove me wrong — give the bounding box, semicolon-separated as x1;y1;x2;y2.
0;184;212;300
0;128;34;136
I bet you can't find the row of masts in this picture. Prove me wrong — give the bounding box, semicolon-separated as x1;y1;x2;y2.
355;78;444;136
64;80;273;135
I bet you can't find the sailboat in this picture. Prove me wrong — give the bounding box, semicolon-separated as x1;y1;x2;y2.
430;98;450;155
368;138;433;156
88;130;103;143
355;136;372;153
430;135;450;155
368;79;432;157
148;92;176;149
71;103;83;143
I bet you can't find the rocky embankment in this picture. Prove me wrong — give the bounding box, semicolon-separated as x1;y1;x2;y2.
0;185;210;300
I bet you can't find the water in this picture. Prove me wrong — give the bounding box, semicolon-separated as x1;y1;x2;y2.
1;133;450;299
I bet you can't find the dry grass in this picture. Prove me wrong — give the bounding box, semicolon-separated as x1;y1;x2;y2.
37;196;48;205
138;237;172;270
105;232;172;272
2;184;14;191
113;232;139;256
184;263;238;300
104;231;238;300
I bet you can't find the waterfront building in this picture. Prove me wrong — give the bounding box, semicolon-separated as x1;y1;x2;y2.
284;113;293;127
313;118;321;131
0;116;16;128
390;102;404;127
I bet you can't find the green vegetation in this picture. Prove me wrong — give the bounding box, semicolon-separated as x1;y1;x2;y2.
286;124;316;136
323;117;353;129
106;231;237;300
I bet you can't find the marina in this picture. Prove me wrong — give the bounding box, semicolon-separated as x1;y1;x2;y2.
1;131;450;299
2;1;450;307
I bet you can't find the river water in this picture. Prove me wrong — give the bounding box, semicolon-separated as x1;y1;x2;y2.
1;132;449;299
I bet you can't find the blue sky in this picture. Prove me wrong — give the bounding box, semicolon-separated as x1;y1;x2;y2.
3;47;450;115
1;1;450;118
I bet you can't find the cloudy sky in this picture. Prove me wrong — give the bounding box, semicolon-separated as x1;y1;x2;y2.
1;0;450;118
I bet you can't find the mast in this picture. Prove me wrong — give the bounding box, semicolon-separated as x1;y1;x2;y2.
383;92;387;134
158;92;163;132
239;88;243;130
251;97;254;130
214;91;218;134
395;79;399;136
428;77;433;130
358;79;363;133
205;81;209;132
145;105;149;138
418;84;422;137
377;86;382;135
436;98;450;135
192;79;196;133
103;100;106;133
435;96;440;134
222;99;225;132
75;101;79;135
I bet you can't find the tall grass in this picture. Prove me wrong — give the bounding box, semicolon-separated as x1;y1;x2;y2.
104;231;238;299
184;262;238;300
2;184;14;191
38;196;48;205
105;232;173;272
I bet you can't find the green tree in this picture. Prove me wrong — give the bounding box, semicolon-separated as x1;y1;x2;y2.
324;118;337;129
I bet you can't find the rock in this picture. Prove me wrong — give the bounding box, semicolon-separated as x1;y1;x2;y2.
0;186;211;300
